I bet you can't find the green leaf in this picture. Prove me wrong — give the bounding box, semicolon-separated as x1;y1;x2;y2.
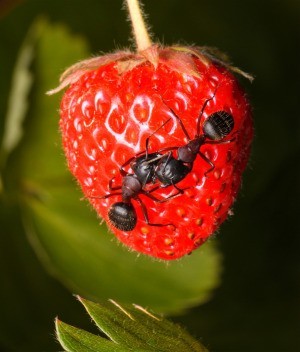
56;298;208;352
1;22;34;158
56;319;132;352
79;297;208;352
6;19;221;314
22;189;221;313
5;17;89;184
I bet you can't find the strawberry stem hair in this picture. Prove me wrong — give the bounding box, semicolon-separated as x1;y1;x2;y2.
125;0;153;51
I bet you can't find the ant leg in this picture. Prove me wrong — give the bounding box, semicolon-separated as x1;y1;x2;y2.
119;158;134;176
196;85;220;135
203;133;237;176
206;135;237;146
141;187;186;203
150;145;179;155
157;151;172;176
206;139;233;145
170;183;187;194
203;131;238;175
89;191;122;200
145;174;187;196
205;130;239;146
108;177;122;191
135;197;175;228
198;151;215;176
86;179;121;200
155;182;189;195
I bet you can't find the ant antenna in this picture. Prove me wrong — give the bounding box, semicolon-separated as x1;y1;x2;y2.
145;117;172;158
196;84;220;136
160;98;191;141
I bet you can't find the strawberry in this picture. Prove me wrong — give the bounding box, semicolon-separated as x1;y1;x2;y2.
49;0;253;260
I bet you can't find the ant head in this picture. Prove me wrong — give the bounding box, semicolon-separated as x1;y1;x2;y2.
131;153;161;186
203;111;234;141
108;201;137;231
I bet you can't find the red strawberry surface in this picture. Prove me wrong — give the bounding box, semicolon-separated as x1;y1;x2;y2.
58;46;253;260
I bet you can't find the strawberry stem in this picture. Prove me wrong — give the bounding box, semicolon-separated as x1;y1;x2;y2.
125;0;152;51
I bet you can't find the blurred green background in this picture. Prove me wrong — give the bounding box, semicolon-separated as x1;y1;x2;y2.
0;0;299;351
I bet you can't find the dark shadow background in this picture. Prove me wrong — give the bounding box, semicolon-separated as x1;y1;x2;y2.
0;0;299;351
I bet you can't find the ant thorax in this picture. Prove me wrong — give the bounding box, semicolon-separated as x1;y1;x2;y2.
177;137;205;163
121;174;142;201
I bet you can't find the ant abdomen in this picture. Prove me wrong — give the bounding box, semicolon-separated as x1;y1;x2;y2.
203;111;234;140
108;202;137;231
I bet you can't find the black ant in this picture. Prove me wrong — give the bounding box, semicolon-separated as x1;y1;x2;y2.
93;121;184;232
135;88;235;192
94;89;234;232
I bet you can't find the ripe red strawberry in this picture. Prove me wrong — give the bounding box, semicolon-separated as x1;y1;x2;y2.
49;1;253;260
